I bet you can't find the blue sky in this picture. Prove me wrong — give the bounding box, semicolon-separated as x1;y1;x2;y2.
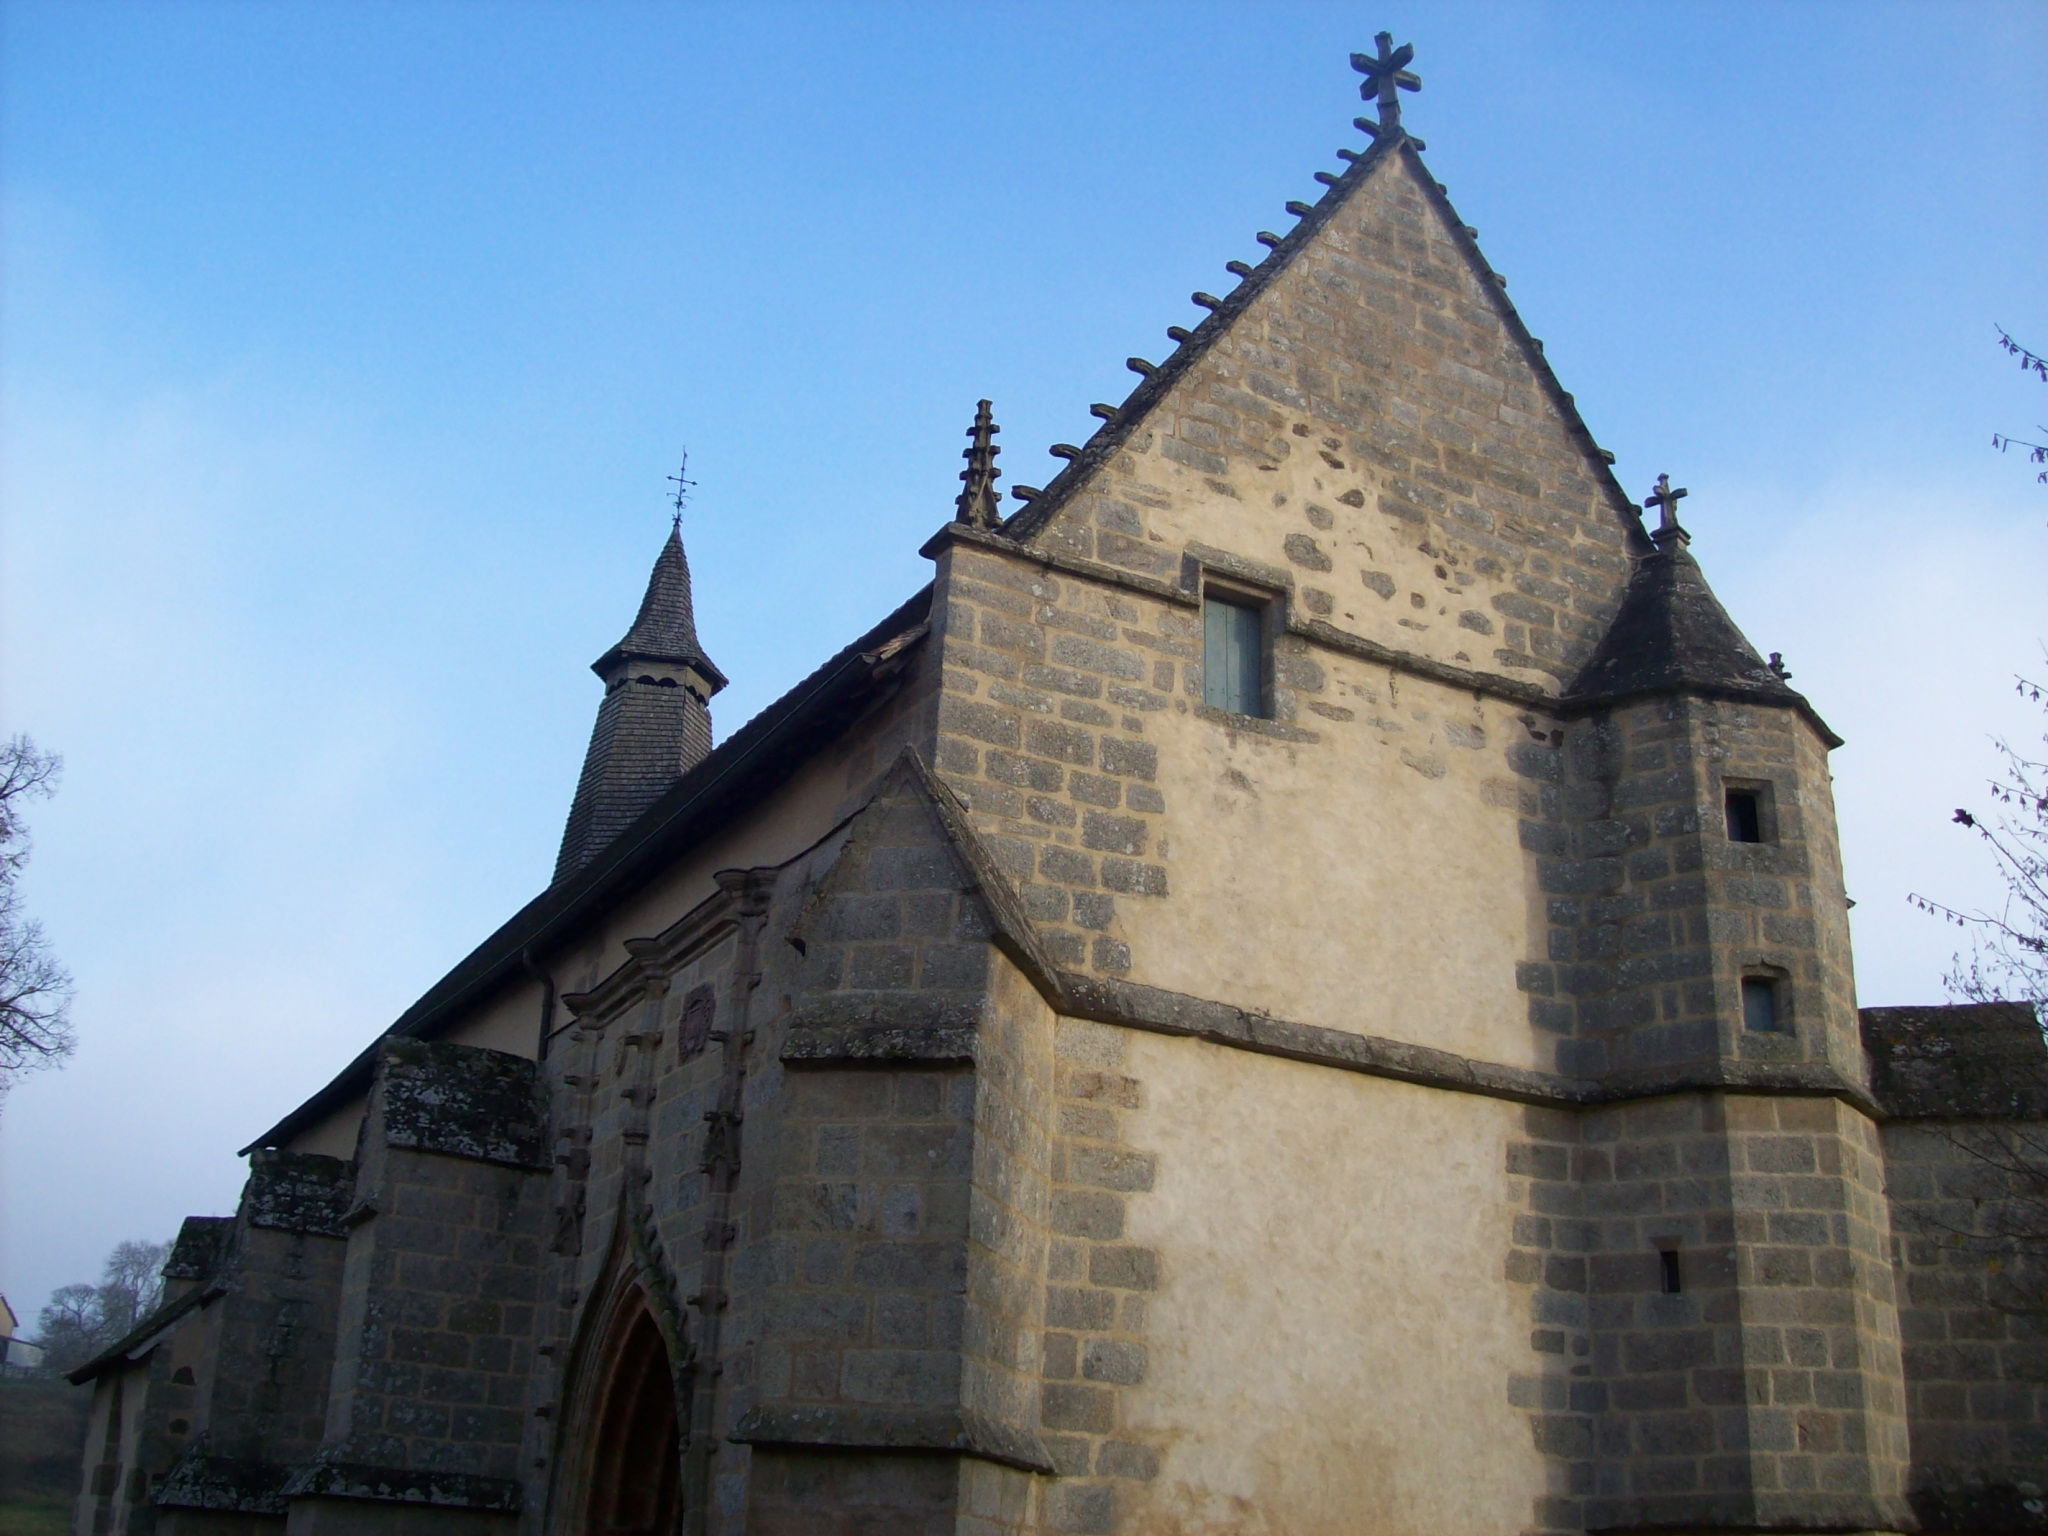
2;1;2043;1326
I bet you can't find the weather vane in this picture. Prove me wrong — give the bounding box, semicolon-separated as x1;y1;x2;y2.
1351;32;1421;136
666;453;697;531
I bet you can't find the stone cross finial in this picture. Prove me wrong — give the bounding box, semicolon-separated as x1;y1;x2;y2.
667;454;697;532
955;399;1003;529
1351;32;1421;134
1643;472;1689;545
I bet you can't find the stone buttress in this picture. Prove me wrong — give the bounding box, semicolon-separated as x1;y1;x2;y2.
71;1155;353;1536
279;1039;551;1536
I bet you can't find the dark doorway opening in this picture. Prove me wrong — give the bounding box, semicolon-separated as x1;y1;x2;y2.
582;1299;682;1536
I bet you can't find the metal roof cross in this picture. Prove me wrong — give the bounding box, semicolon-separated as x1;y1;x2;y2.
667;454;697;531
1351;32;1421;134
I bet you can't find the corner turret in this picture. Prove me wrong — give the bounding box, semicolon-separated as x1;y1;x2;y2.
1569;474;1807;712
554;524;726;882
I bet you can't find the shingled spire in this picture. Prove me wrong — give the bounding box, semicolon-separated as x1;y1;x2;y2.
554;523;728;883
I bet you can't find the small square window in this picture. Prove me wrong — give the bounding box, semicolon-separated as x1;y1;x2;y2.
1725;789;1762;843
1722;780;1776;844
1741;975;1785;1033
1203;591;1267;718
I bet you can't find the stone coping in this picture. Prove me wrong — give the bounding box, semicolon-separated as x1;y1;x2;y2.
278;1461;522;1512
730;1404;1053;1475
154;1452;291;1515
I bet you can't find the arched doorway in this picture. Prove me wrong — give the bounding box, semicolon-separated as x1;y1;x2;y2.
580;1294;683;1536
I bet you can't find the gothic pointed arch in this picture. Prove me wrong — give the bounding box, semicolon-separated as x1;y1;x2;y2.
549;1195;695;1536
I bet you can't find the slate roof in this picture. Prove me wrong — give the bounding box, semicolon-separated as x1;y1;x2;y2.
1564;534;1837;744
595;525;727;688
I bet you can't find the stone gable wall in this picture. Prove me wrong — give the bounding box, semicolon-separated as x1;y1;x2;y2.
1018;147;1634;693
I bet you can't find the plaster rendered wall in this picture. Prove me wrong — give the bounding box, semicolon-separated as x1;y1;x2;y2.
1104;1032;1546;1535
289;1106;369;1162
441;979;546;1059
1133;653;1552;1070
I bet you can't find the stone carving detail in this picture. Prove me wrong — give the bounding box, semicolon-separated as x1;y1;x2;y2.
677;984;716;1062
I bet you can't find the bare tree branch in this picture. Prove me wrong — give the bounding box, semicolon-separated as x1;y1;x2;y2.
0;734;73;1098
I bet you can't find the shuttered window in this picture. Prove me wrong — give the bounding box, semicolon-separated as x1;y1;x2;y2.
1203;593;1266;717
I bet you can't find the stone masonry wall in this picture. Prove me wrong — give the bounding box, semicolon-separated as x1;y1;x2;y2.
752;1061;975;1433
1884;1118;2048;1532
310;1044;550;1498
1516;695;1859;1087
930;540;1175;983
1506;1091;1909;1533
1014;144;1636;695
955;956;1057;1536
214;1155;352;1462
1030;1017;1165;1536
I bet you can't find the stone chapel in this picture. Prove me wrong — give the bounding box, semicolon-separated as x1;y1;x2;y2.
68;37;2046;1536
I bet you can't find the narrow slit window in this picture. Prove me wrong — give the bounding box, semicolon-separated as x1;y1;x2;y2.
1203;592;1266;718
1658;1248;1683;1295
1741;975;1783;1033
1725;788;1763;843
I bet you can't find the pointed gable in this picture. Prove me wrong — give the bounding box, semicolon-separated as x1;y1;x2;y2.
998;137;1646;690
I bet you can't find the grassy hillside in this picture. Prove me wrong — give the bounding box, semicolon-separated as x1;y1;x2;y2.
0;1375;89;1536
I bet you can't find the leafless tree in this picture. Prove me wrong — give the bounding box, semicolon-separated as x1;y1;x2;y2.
1908;676;2048;1308
1993;327;2047;485
0;735;74;1097
1914;674;2048;1014
32;1239;169;1374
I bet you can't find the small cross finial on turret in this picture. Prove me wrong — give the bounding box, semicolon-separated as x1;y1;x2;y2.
1351;32;1421;135
955;399;1003;530
666;453;697;532
1643;472;1690;546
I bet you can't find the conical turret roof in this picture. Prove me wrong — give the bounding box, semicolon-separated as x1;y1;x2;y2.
1567;533;1803;710
594;525;726;687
